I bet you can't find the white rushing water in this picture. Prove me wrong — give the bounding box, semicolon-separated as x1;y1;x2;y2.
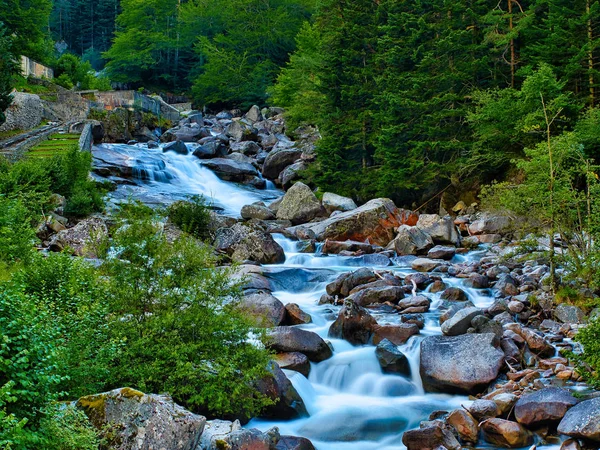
94;143;563;450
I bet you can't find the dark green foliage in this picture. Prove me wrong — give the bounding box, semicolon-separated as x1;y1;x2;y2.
168;195;213;240
54;53;112;91
0;0;53;62
574;318;600;389
0;23;17;126
0;198;35;265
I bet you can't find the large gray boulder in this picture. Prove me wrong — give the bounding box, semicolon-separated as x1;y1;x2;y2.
469;215;512;235
558;397;600;442
515;387;578;427
276;182;322;225
200;158;258;183
386;225;433;256
420;333;504;394
322;192;357;214
214;224;285;264
555;304;586;324
163;140;189;154
267;327;332;362
375;339;410;376
279;161;308;189
236;292;286;327
328;299;378;345
200;419;279;450
416;214;460;245
241;203;276;220
440;307;483;336
262;147;303;179
49;217;108;258
289;198;403;247
77;388;205;450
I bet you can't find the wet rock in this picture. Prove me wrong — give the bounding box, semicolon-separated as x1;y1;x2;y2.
237;292;286;327
439;302;475;325
411;258;447;272
440;287;468;301
214;224;285;264
279;161;308;189
276;182;322;225
441;307;483;336
244;105;264;123
289;198;403;247
405;272;432;289
495;274;519;296
192;141;228;159
231;140;261;155
225;119;256;142
328;299;378;345
560;439;582;450
558;397;600;442
515;387;578;427
200;420;278;450
200;158;258;183
416;214;460;245
48;217;107;257
471;315;504;339
162;140;188;154
256;362;308;419
326;268;377;297
349;285;405;307
322;192;357;214
401;313;425;328
401;422;461;450
267;327;332;362
427;245;456;260
276;436;316;450
375;338;410;376
480;418;533;448
274;352;310;378
322;240;376;255
285;303;312;325
241;203;276;220
447;409;479;444
464;272;489;288
554;304;586;324
420;333;505;395
386;225;434;256
491;392;519;416
396;295;431;314
262;147;303;179
77;388;205;450
372;323;419;345
468;399;500;421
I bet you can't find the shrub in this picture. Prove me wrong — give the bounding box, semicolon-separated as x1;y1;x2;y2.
573;318;600;389
0;197;36;264
168;195;213;240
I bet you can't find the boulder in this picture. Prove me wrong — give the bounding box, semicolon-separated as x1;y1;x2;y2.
244;105;263;123
279;161;308;189
225;120;256;142
276;182;322;225
469;215;512;235
411;258;446;272
289;198;403;247
401;422;461;450
274;352;310;377
495;274;519;297
163;140;189;154
322;192;357;214
427;245;456;260
396;295;431;314
447;409;479;444
420;333;504;394
326;268;377;297
262;147;303;179
468;399;500;421
214;224;285;264
558;397;600;442
267;327;332;362
328;299;378;345
416;214;460;245
48;217;107;257
200;420;278;450
375;339;410;376
349;285;405;307
386;225;433;256
441;307;483;336
555;304;586;324
464;272;489;288
372;323;419;345
241;203;276;221
504;323;555;358
192;141;228;159
285;303;312;325
256;362;308;419
231;141;261;155
440;287;468;301
480;418;533;448
515;387;578;427
77;388;205;450
237;292;286;327
276;436;316;450
200;158;258;183
321;240;376;255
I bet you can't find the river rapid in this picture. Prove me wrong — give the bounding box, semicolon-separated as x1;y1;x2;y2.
93;142;564;450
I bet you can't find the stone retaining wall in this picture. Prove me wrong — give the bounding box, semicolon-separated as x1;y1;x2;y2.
79;123;93;152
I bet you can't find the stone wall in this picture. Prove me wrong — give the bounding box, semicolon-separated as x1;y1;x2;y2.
0;92;43;132
79;123;93;152
20;56;54;79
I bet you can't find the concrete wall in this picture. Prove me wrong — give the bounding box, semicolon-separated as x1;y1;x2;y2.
21;56;54;79
95;91;180;122
78;123;93;152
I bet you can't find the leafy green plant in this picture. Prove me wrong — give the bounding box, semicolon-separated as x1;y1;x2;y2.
168;195;213;240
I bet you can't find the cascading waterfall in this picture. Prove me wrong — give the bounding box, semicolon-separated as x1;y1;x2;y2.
94;142;563;450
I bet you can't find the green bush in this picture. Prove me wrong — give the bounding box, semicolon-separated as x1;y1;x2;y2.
168;195;213;240
0;197;36;264
573;318;600;389
98;203;273;418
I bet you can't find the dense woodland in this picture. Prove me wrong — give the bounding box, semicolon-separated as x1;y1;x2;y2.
5;0;600;448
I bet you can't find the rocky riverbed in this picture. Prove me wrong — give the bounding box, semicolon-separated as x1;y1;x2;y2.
35;106;600;450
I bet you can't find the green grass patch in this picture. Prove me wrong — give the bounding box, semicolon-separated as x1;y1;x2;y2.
28;133;81;159
0;129;24;140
